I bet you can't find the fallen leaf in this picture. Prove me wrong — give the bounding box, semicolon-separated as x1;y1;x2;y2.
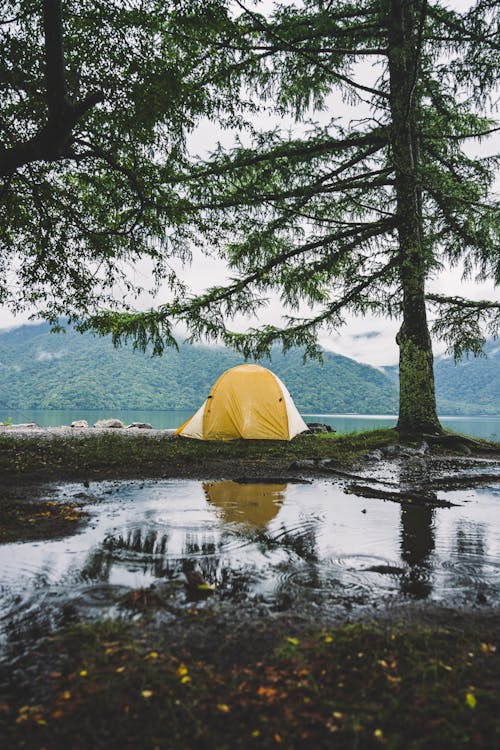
141;690;154;699
480;643;496;654
257;686;278;700
466;692;477;709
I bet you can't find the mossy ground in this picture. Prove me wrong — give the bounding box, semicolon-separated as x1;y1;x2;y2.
0;429;402;483
1;610;499;749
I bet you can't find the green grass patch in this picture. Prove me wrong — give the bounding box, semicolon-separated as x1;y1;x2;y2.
0;429;401;481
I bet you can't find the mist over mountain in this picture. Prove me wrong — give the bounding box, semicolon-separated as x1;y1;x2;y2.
0;322;498;415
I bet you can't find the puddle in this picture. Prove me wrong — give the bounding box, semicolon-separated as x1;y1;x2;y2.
1;476;499;654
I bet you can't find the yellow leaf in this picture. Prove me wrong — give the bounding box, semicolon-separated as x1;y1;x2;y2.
480;643;496;654
79;670;88;677
438;662;453;671
141;690;154;699
177;665;188;677
286;637;299;646
197;583;216;591
332;711;344;720
374;728;384;739
145;651;159;660
466;692;477;709
324;635;333;643
116;666;126;674
217;704;230;713
180;675;191;684
251;730;260;738
386;675;402;684
61;691;72;701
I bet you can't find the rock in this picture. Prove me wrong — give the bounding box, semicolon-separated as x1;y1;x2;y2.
364;449;384;461
306;422;335;434
126;422;153;429
71;420;88;428
93;419;124;429
6;423;40;429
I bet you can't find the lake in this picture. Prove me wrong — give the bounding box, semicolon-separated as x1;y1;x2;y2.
0;408;499;441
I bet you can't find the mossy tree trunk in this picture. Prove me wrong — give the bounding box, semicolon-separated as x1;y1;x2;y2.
386;0;442;434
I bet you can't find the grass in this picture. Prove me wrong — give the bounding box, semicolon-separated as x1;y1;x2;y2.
0;429;402;482
1;614;498;749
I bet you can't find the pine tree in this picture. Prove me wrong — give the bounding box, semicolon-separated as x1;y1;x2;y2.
88;0;499;434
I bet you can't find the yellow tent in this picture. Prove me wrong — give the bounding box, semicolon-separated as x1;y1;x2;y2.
175;363;308;440
203;481;286;527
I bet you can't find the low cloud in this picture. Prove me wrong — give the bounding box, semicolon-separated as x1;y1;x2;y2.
36;349;66;362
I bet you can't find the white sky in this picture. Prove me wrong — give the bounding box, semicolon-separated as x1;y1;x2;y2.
1;0;498;367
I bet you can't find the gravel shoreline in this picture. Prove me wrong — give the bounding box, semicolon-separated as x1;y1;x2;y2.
0;424;176;440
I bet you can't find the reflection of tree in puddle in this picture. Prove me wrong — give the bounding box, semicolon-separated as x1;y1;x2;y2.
454;521;486;559
399;506;435;598
203;481;286;527
79;523;255;601
81;528;173;581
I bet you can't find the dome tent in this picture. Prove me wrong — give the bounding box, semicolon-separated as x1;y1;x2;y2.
175;363;308;440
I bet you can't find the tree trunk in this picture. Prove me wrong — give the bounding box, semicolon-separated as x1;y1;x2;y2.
385;0;442;434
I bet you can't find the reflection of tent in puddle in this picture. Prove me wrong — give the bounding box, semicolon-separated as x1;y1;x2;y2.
203;481;287;528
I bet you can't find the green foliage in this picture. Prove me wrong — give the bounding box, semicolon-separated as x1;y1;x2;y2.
85;0;498;365
0;0;243;318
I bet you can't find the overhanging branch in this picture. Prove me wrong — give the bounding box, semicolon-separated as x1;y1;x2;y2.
0;0;103;177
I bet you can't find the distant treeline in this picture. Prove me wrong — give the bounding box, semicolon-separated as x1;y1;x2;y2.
0;323;498;415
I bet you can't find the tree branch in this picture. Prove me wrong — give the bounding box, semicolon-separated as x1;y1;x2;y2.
426;294;500;311
0;0;103;177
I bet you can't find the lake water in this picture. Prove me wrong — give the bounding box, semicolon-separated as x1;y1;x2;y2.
0;409;499;441
1;471;499;653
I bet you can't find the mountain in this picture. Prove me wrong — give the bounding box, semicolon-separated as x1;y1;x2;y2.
0;322;397;413
383;340;500;416
1;323;497;415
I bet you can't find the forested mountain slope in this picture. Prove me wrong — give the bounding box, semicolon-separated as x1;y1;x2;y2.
0;323;497;414
0;323;396;413
383;340;500;416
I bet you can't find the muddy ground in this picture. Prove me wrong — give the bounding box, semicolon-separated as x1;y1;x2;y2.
1;428;499;748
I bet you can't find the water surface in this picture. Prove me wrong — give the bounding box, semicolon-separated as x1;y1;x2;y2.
1;474;499;652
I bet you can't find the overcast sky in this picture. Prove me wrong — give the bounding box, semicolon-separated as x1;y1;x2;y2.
1;0;498;367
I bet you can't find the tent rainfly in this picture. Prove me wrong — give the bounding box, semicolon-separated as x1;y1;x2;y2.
175;363;308;440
